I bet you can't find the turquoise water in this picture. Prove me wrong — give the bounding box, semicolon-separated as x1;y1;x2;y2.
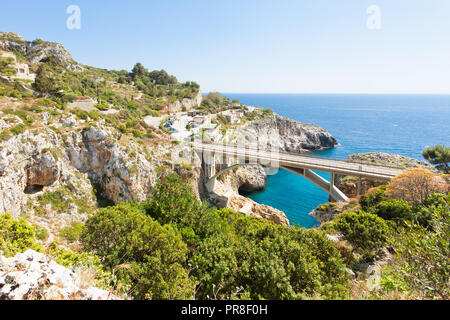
224;94;450;228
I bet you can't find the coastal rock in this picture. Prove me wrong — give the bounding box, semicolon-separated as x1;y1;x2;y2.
210;165;289;226
309;202;350;224
235;164;267;194
235;115;338;153
227;195;289;226
0;250;119;300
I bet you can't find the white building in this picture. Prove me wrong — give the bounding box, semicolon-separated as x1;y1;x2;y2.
0;51;35;81
221;109;243;124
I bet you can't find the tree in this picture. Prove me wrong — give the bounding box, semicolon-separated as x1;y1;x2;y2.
386;169;444;203
34;64;54;95
359;186;387;211
422;145;450;173
141;173;222;245
131;62;147;80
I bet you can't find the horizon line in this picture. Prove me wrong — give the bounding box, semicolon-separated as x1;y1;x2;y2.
205;92;450;95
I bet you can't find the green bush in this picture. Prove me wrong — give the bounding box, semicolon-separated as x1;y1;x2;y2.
81;202;196;300
332;210;390;253
386;205;449;299
372;199;414;226
38;191;67;213
79;174;350;300
142;173;223;245
0;213;43;257
192;209;349;300
59;222;85;243
359;186;387;211
94;103;109;111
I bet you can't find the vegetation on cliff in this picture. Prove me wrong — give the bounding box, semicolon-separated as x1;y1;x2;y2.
320;168;449;299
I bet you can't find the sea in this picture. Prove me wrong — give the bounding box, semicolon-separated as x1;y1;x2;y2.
223;94;450;228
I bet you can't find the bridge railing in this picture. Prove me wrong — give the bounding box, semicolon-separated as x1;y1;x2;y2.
194;141;407;170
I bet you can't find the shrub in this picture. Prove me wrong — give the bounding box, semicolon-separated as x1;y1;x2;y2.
94;103;109;111
192;208;349;300
386;169;444;203
142;173;222;244
387;206;449;299
38;191;67;213
0;213;43;257
9;124;27;135
59;222;85;243
332;210;390;253
359;186;387;211
81;202;196;300
372;199;414;226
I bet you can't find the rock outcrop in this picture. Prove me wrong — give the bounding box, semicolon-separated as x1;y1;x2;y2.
309;202;351;224
0;250;119;300
167;91;203;113
25;152;61;190
234;164;267;194
235;115;338;153
210;164;290;226
0;32;83;71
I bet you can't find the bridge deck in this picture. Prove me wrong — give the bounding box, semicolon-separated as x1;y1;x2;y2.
195;143;403;180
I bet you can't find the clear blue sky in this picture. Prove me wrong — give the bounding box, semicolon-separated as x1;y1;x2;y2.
1;0;449;93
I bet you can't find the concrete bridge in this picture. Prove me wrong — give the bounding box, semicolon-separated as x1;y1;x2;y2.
194;142;404;202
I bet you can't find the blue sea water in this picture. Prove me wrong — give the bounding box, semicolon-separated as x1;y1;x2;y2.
223;94;450;228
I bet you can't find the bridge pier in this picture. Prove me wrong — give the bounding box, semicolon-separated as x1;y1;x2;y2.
282;166;349;202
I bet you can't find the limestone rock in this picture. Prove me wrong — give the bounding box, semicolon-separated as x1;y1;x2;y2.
227;194;290;226
0;250;119;300
60;114;77;127
167;91;203;113
0;32;83;71
235;115;337;153
234;164;267;194
26;152;61;188
309;202;350;224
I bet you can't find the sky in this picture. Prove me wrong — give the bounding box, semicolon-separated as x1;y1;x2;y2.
1;0;449;94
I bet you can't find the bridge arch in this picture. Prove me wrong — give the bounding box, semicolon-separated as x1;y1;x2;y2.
203;162;349;202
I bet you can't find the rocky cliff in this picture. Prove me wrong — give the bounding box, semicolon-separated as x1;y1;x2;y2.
210;164;290;226
167;91;203;113
210;115;338;225
235;115;338;153
0;32;84;72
